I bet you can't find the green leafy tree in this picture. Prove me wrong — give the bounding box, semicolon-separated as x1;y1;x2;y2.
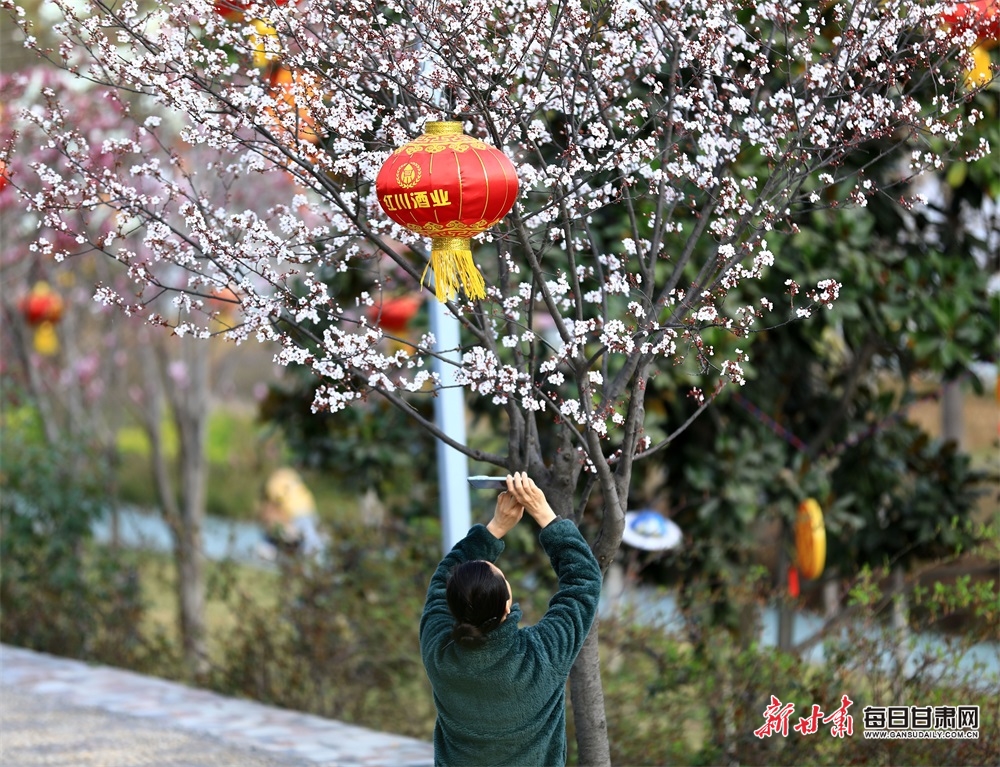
637;82;997;633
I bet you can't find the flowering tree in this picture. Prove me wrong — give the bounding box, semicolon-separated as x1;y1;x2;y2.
3;0;993;761
0;63;306;676
1;67;127;446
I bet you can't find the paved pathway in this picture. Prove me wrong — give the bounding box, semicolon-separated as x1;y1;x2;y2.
0;644;434;767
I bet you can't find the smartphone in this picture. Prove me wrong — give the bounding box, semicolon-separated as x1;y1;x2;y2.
467;476;509;491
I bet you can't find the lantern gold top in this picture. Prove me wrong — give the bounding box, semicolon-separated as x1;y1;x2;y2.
425;121;464;135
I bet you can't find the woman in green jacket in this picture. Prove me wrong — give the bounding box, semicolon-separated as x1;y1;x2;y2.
420;472;603;767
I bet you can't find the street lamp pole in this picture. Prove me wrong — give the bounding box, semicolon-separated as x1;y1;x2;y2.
429;299;471;553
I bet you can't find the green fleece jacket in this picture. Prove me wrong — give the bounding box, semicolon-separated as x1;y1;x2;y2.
420;519;603;767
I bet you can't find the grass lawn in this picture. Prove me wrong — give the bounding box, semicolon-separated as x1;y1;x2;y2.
132;548;284;662
115;406;362;524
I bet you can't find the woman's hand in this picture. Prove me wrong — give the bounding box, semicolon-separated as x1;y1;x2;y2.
506;472;558;528
486;489;524;539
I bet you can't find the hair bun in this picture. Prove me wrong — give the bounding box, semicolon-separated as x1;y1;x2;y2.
452;621;487;646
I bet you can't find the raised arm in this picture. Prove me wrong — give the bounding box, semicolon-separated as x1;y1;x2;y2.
532;520;602;672
503;474;602;672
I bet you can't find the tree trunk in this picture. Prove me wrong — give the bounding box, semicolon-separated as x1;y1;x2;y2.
7;309;61;447
138;334;211;678
823;568;840;620
570;619;611;767
777;525;794;651
175;425;208;676
172;336;210;677
941;379;964;448
536;427;614;767
890;565;909;698
719;640;738;766
566;372;648;766
175;514;207;676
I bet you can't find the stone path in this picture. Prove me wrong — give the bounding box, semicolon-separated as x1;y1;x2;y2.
0;644;434;767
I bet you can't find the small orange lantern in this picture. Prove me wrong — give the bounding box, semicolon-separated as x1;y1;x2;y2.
214;1;249;22
367;293;424;353
208;286;241;326
376;121;519;302
794;498;826;581
249;19;280;69
265;66;322;146
965;45;993;87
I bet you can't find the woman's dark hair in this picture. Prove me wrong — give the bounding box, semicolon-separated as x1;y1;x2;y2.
446;560;508;648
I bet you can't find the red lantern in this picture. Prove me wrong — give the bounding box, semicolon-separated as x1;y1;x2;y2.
0;104;8;194
214;0;290;22
19;281;64;326
366;294;423;333
19;282;64;356
214;1;250;22
376;121;519;302
943;0;1000;42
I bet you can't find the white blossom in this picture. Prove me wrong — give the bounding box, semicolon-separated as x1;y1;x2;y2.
1;0;971;465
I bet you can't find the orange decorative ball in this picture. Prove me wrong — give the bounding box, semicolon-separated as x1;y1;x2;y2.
794;498;826;581
266;66;322;146
376;121;519;302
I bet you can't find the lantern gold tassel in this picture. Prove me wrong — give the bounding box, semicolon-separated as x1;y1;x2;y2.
425;237;486;302
33;321;60;356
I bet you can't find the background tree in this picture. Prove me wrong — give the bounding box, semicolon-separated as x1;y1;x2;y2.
0;64;305;676
3;1;993;762
635;44;997;645
1;68;131;464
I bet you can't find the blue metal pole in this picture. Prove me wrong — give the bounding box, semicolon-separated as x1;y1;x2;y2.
429;300;472;553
